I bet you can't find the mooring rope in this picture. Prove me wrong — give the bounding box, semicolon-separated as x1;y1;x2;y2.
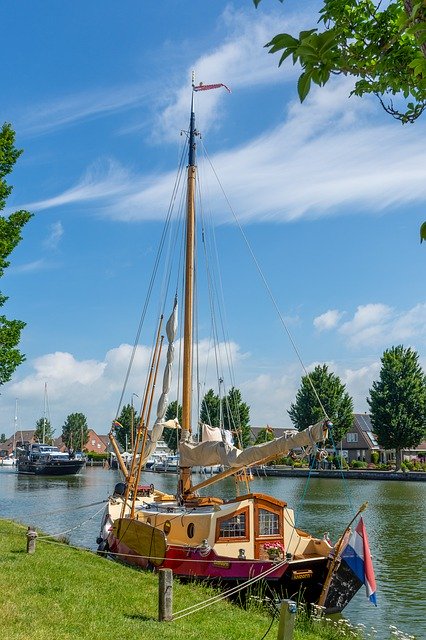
18;499;109;519
172;559;287;620
35;504;107;540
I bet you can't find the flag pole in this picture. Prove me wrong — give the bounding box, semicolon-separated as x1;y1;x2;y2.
317;501;368;608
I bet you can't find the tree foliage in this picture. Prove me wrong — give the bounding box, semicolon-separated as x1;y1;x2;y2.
163;400;182;453
0;123;33;387
253;426;275;445
61;413;89;451
114;403;139;451
288;364;353;443
255;0;426;123
200;389;221;427
222;387;251;448
34;417;55;444
367;345;426;469
200;387;252;448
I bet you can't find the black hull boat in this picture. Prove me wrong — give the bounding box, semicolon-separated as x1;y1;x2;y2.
17;444;85;476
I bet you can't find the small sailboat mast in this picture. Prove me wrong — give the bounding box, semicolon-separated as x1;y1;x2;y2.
179;81;198;498
43;382;48;444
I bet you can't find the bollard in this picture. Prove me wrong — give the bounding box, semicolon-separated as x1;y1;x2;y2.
158;568;173;621
277;599;297;640
26;526;37;554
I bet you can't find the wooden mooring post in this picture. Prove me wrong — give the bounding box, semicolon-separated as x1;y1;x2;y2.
158;568;173;622
26;526;37;554
276;599;297;640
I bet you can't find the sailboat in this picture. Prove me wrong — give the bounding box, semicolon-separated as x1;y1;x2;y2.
97;79;373;613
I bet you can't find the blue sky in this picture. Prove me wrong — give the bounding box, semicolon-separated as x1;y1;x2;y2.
1;0;425;438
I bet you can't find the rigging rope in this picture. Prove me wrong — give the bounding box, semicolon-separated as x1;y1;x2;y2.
200;140;330;425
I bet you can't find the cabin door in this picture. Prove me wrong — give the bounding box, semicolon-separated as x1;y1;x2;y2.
253;497;284;560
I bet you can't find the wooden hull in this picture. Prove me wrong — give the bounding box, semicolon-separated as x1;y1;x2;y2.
98;488;363;613
106;531;327;602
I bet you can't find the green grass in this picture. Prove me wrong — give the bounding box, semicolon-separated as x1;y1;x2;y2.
0;518;367;640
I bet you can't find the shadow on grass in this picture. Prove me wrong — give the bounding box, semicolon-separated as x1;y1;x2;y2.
125;613;157;622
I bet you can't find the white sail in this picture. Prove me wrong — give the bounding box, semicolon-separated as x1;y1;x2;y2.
140;300;179;465
179;419;328;469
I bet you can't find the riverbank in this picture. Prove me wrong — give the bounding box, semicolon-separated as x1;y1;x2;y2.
0;518;372;640
252;466;426;481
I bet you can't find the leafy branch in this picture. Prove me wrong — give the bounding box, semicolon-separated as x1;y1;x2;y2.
255;0;426;123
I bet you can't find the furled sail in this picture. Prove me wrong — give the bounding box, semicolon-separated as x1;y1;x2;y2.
140;300;179;466
179;419;328;469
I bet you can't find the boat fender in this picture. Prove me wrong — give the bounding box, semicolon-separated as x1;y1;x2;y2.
113;482;126;496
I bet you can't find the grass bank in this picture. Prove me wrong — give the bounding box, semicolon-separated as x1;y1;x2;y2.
0;519;372;640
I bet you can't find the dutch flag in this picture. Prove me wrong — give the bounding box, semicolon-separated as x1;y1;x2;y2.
342;517;377;606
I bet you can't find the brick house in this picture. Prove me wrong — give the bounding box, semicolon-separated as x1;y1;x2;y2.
1;430;37;457
84;429;109;454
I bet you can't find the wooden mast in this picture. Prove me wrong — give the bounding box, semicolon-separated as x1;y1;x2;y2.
179;83;197;498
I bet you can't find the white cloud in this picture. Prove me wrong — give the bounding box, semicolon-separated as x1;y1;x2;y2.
155;8;296;143
314;309;345;331
4;339;246;435
22;158;136;213
18;84;155;137
339;302;426;348
22;75;426;224
8;259;47;274
43;221;64;250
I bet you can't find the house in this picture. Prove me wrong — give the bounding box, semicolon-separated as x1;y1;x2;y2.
84;429;109;454
1;430;37;456
340;414;380;463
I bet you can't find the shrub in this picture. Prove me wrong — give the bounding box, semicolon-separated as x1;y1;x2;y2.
350;460;368;469
371;451;380;464
86;451;109;461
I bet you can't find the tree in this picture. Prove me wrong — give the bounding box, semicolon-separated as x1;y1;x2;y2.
113;403;139;451
61;413;89;451
222;387;251;448
0;433;6;443
200;389;221;427
254;426;275;445
256;0;426;123
162;400;182;453
34;417;55;444
288;364;353;444
367;345;426;470
0;123;33;387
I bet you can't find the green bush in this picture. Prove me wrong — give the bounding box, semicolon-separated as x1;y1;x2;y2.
350;460;368;469
371;451;380;464
86;451;109;461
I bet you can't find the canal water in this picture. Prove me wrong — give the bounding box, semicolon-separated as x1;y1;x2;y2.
0;466;424;639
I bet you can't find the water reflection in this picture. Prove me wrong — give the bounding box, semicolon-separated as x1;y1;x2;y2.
0;466;424;639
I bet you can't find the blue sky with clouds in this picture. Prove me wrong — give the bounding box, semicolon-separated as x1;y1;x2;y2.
1;0;425;437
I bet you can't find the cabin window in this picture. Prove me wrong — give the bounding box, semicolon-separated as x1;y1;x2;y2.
187;523;195;539
347;432;358;443
216;507;249;542
258;508;279;536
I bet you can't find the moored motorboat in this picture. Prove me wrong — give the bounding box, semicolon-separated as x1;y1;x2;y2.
17;443;86;476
